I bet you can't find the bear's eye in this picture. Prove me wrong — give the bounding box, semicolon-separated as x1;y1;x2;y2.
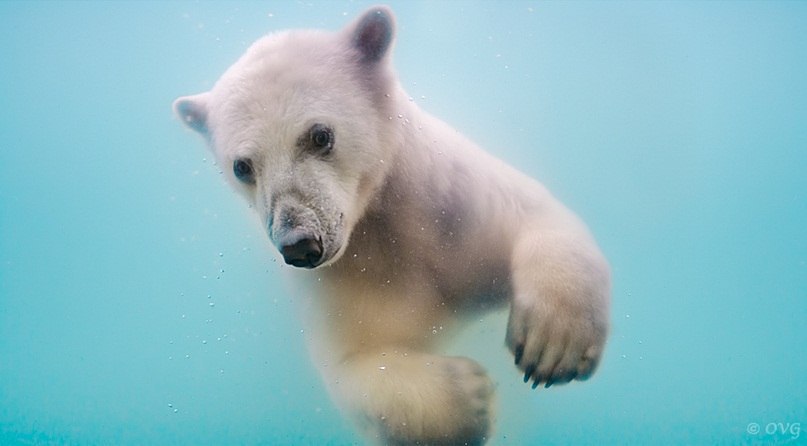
233;158;255;184
309;124;334;155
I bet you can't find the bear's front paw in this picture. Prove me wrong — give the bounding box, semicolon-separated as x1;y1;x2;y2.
505;296;608;389
379;356;494;446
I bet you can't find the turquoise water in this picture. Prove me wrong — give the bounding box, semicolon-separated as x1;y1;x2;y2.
1;1;805;444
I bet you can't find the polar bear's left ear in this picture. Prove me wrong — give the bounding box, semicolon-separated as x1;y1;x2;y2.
173;93;210;135
348;6;395;64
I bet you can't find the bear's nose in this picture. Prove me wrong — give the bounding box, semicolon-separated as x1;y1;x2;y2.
280;236;323;268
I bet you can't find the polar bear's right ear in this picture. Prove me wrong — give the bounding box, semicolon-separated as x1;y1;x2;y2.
173;93;210;135
348;6;396;64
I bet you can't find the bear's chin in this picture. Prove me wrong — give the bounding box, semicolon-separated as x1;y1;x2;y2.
315;242;346;269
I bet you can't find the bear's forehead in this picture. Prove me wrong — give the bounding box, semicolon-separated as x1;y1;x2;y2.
205;30;374;154
210;30;364;121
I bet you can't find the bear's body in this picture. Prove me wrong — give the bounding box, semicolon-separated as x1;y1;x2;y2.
175;7;610;445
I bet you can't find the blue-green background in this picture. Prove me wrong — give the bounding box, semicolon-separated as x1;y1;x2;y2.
1;1;805;444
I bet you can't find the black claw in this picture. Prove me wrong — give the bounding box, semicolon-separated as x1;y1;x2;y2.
544;379;555;389
531;379;539;390
514;344;524;365
523;365;535;383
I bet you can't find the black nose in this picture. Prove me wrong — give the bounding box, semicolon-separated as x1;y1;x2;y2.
280;237;323;268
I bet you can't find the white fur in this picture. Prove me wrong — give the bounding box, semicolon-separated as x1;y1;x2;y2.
174;7;610;445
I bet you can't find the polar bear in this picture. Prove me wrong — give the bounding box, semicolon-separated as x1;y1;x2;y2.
174;6;610;445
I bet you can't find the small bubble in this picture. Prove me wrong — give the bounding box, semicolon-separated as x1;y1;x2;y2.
218;252;223;257
209;302;215;308
378;366;386;371
202;340;207;344
173;408;178;413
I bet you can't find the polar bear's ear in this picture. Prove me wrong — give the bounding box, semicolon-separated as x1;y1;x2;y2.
173;93;210;135
349;6;395;64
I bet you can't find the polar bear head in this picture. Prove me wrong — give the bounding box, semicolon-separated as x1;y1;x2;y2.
174;7;398;268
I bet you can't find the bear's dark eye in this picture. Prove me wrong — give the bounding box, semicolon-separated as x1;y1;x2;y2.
309;124;334;155
233;158;255;184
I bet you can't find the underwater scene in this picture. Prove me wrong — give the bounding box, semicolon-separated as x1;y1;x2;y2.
1;1;805;445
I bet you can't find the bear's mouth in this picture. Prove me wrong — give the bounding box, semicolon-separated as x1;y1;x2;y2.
269;207;345;269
